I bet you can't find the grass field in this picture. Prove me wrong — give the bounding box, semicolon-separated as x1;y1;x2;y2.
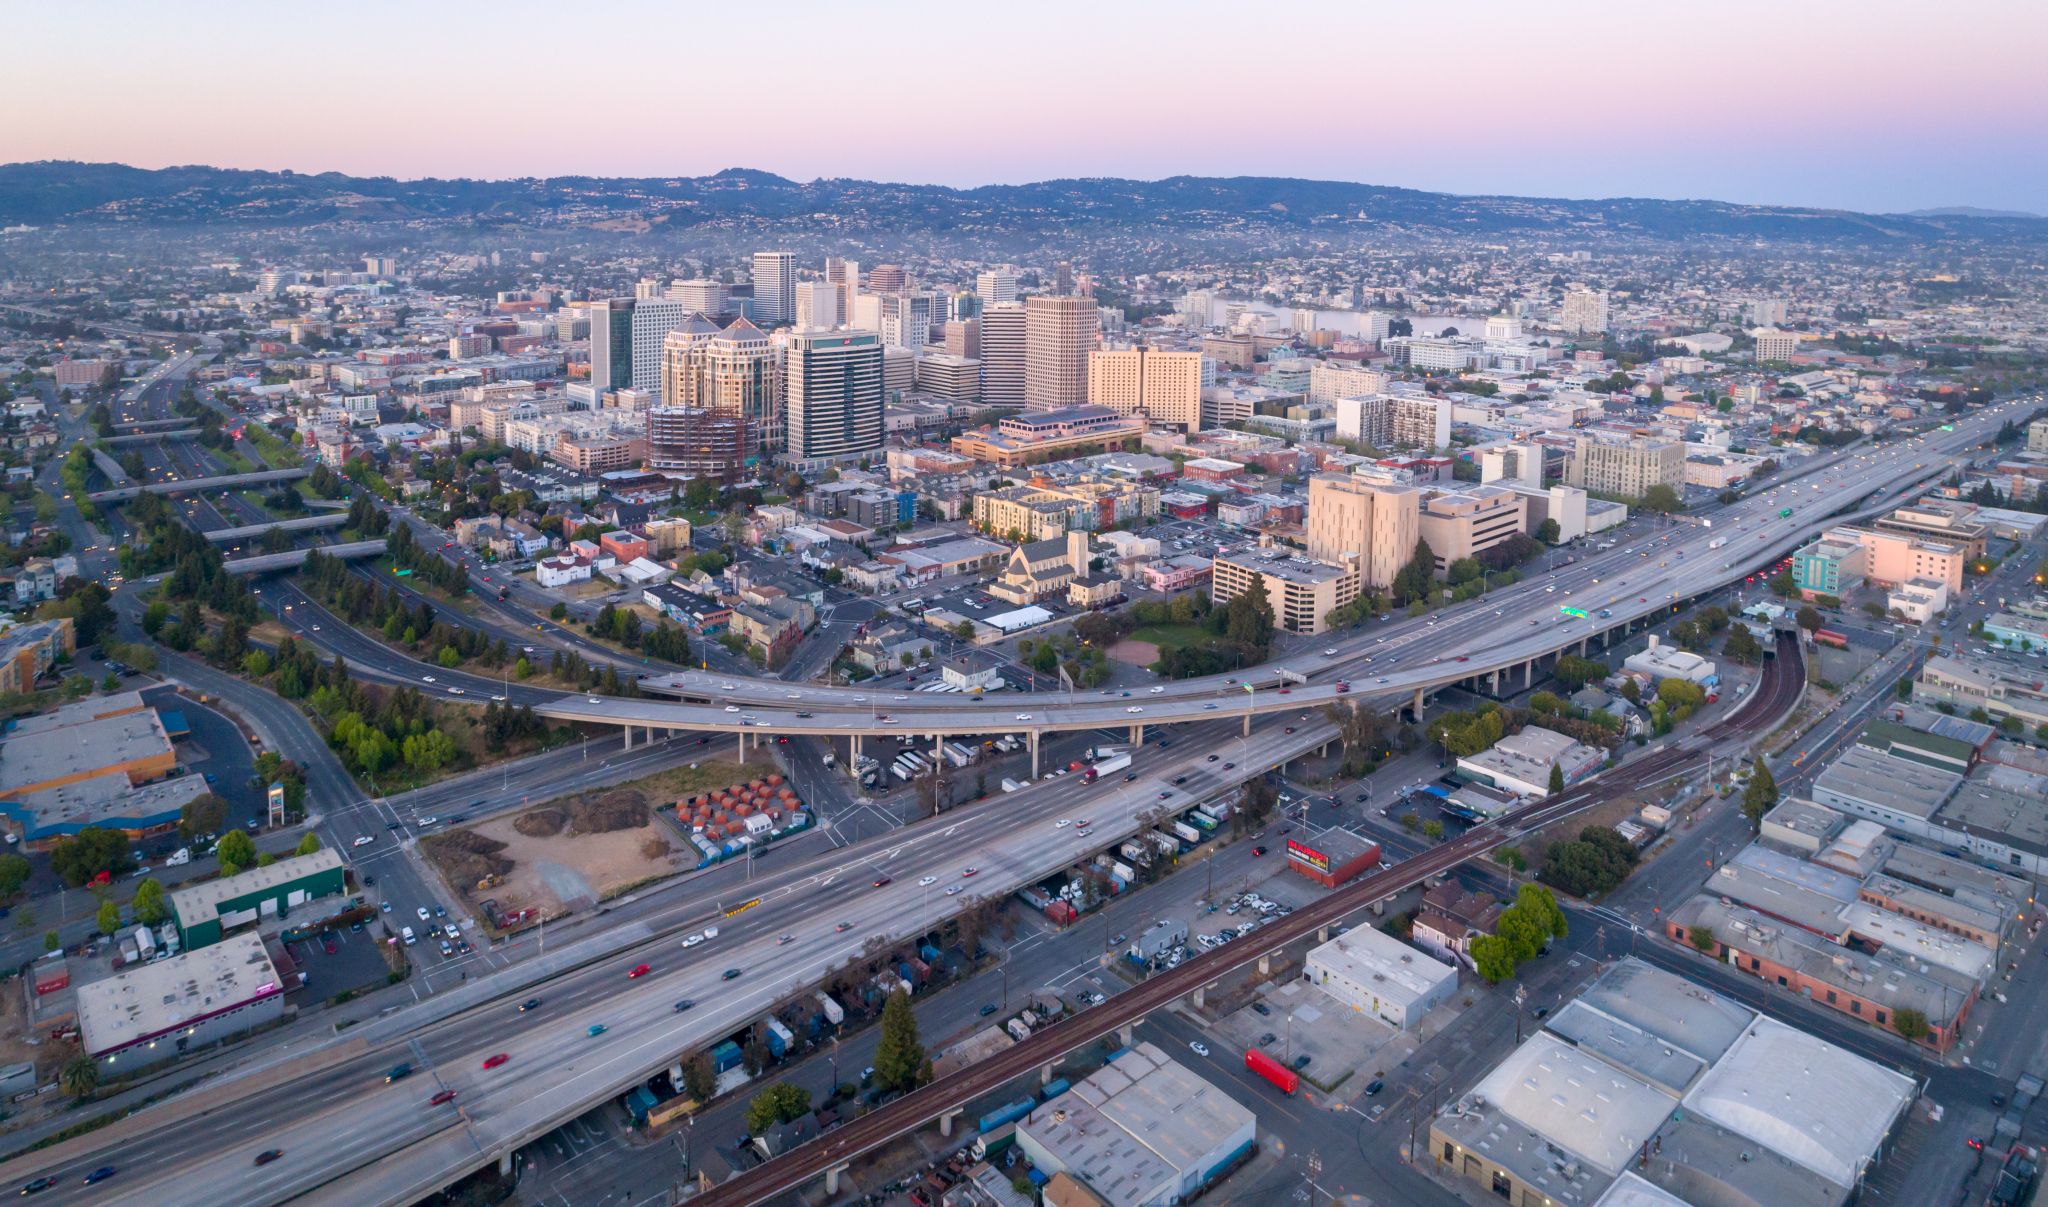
1129;623;1230;653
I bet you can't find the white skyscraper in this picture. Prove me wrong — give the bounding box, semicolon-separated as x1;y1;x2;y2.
795;281;840;331
975;270;1018;308
667;279;725;315
750;251;796;326
979;303;1027;409
627;300;697;394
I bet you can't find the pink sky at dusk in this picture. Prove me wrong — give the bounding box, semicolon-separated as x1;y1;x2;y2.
8;0;2045;213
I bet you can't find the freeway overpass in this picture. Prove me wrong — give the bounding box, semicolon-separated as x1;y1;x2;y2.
697;630;1806;1206
222;539;386;574
88;466;308;503
110;417;198;433
202;512;350;543
529;407;1992;768
88;449;132;487
98;428;199;446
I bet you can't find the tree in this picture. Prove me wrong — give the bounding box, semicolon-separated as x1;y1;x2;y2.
1469;933;1516;983
1687;925;1717;952
1535;518;1561;544
133;878;168;925
49;827;131;888
0;853;29;898
681;1053;717;1103
295;832;323;857
1723;625;1762;664
745;1082;814;1134
1795;605;1824;632
1392;538;1438;606
181;792;229;839
872;990;930;1094
1640;483;1684;514
96;898;121;935
43;931;60;953
1891;1007;1930;1042
1223;574;1276;653
1742;758;1778;829
1551;655;1609;692
1547;763;1565;794
60;1054;98;1099
216;829;257;873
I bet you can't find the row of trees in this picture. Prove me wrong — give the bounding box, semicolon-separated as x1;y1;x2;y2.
589;603;693;664
1469;885;1569;983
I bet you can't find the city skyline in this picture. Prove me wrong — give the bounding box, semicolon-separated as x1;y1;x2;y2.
8;0;2046;214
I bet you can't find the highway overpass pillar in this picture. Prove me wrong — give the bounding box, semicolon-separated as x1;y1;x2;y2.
1522;661;1533;689
737;731;746;761
827;1164;848;1195
1192;985;1205;1008
1410;687;1425;724
935;734;944;761
1028;731;1041;778
1130;724;1143;748
1257;953;1271;976
1041;1063;1055;1086
1119;1023;1134;1047
1318;925;1329;943
498;1152;513;1176
940;1108;961;1136
1243;710;1252;738
851;734;862;762
622;725;634;751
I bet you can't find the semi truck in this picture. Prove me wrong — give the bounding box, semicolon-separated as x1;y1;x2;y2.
1171;821;1202;844
1082;753;1132;783
1708;536;1728;550
973;1122;1017;1161
1085;744;1129;761
1245;1049;1299;1095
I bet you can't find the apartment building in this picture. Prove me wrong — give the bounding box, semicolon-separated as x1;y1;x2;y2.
1559;288;1609;334
1755;328;1802;362
915;353;980;403
1305;473;1419;590
661;316;783;454
1086;346;1203;430
1872;500;1989;560
646;406;753;481
1212;549;1360;636
1307;360;1389;407
1830;525;1965;593
979;303;1026;409
1566;433;1685;498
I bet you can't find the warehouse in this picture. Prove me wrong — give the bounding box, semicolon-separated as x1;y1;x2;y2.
1016;1042;1254;1207
1455;725;1605;799
1283;830;1381;888
1302;926;1457;1028
1431;960;1914;1207
77;934;285;1069
171;849;348;950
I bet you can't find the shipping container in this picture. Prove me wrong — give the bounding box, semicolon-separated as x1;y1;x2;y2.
710;1039;744;1073
763;1017;794;1059
815;992;845;1026
979;1097;1036;1133
1245;1049;1299;1095
973;1122;1017;1161
1039;1078;1071;1101
1171;821;1202;844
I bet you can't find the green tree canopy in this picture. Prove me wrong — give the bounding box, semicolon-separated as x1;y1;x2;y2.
872;990;931;1094
133;878;168;925
49;827;131;888
216;829;257;873
1742;757;1778;830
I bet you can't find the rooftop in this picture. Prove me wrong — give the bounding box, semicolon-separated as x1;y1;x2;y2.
76;933;284;1057
170;849;346;932
0;694;175;796
1811;745;1960;821
1305;926;1458;1006
1020;1042;1252;1198
1935;775;2048;859
1571;957;1754;1064
1468;1031;1675;1176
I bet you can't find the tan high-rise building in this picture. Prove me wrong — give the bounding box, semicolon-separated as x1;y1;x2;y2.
1565;434;1684;499
1025;294;1098;410
864;264;907;294
662;316;784;454
1306;473;1420;591
794;281;839;331
1087;346;1203;431
980;303;1027;409
944;319;980;359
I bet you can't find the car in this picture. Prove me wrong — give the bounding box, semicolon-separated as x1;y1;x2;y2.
380;901;393;913
386;1063;412;1083
588;696;602;704
352;835;374;847
519;996;544;1013
777;933;795;945
18;1177;58;1195
417;907;431;922
588;1024;609;1037
1149;686;1165;694
1125;705;1143;713
627;963;651;978
491;695;507;703
482;1054;510;1069
1531;1006;1550;1019
918;875;938;886
1015;713;1033;721
1158;790;1172;799
724;705;740;713
873;876;892;888
1075;819;1090;827
1206;753;1219;762
323;936;338;954
796;710;813;718
834;921;854;933
979;1003;1000;1017
1055;819;1073;828
1284;726;1296;734
1222;761;1235;770
447;686;464;696
1291;1055;1311;1070
1189;1040;1210;1057
722;968;743;980
1364;1078;1384;1096
81;1167;117;1186
1251;845;1266;856
962;867;979;877
1251;1002;1272;1016
254;1150;284;1166
419;817;438;827
429;1089;459;1106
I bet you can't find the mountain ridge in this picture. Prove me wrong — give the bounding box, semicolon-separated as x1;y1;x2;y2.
1;160;2040;244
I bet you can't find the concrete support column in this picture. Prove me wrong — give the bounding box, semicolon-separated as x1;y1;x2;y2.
1119;1023;1134;1047
1243;709;1252;738
498;1153;513;1176
1318;925;1329;943
1490;668;1500;696
737;731;745;761
1258;953;1271;977
1192;985;1206;1009
1131;724;1144;748
939;1108;961;1137
622;725;634;752
826;1164;848;1196
1411;687;1426;724
1041;1064;1054;1086
934;734;944;761
1029;730;1041;779
1523;660;1533;689
851;734;861;763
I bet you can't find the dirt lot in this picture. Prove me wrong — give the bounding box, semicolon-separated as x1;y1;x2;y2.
426;754;777;919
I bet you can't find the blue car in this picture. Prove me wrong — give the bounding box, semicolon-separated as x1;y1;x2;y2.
83;1167;118;1186
587;1024;608;1037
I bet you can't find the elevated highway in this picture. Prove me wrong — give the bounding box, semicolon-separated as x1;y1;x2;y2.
202;512;350;543
110;417;198;433
98;428;199;446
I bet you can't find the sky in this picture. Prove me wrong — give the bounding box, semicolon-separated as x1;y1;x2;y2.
9;0;2045;215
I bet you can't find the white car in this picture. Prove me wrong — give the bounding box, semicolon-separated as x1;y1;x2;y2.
422;675;436;683
683;934;704;948
417;907;431;921
1125;706;1143;714
351;835;374;847
918;875;938;886
1149;686;1165;695
1055;819;1073;828
447;687;464;696
1323;647;1337;656
724;705;741;713
1015;713;1033;721
945;885;963;896
418;816;438;826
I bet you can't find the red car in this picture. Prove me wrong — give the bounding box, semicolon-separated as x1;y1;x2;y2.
961;867;978;877
1251;846;1267;856
429;1089;459;1106
627;963;651;979
482;1053;510;1069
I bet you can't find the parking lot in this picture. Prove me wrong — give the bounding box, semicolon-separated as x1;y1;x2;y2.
285;918;398;1001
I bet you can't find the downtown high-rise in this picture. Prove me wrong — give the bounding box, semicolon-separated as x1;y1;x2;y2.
786;330;883;467
1025;294;1098;410
750;251;796;326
